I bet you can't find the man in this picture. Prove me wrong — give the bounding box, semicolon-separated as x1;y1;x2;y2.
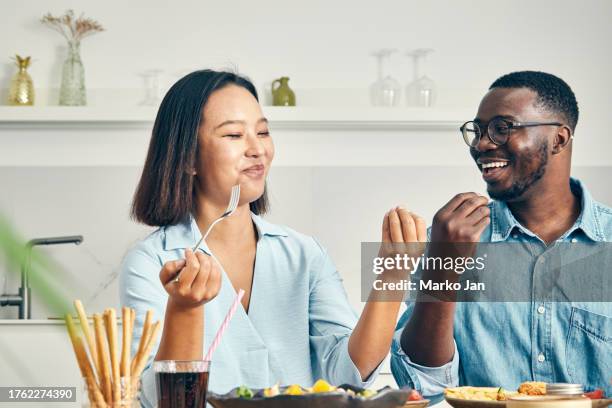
390;71;612;400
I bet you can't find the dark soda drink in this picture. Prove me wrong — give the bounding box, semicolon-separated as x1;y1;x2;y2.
154;361;210;408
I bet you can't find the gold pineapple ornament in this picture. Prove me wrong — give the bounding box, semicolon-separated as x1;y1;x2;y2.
8;55;35;106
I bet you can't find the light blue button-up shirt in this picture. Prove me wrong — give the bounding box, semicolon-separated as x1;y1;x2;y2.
120;213;379;408
391;178;612;402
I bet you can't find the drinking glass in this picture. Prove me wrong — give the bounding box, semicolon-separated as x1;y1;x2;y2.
154;360;210;408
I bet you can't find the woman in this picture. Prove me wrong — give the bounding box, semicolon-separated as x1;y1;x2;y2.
119;69;425;407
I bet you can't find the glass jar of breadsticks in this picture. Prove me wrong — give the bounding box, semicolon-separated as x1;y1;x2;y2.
65;300;161;408
82;376;141;408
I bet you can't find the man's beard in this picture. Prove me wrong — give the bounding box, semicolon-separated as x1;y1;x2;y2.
488;141;549;202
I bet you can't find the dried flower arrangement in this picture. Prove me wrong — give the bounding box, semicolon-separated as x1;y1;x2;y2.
41;9;104;42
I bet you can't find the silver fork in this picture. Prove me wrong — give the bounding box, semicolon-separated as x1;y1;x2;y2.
173;184;240;283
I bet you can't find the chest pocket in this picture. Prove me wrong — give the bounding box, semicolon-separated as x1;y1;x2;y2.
565;307;612;393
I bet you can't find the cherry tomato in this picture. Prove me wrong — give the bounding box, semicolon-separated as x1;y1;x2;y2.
407;389;423;401
584;389;604;400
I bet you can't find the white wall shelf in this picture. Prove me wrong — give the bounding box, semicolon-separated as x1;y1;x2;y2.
0;105;475;167
0;106;472;130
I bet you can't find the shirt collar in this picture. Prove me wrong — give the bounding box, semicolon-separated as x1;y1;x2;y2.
251;213;289;238
490;200;524;242
490;177;604;242
162;212;288;251
567;178;604;241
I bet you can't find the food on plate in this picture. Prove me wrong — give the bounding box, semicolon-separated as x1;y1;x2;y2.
311;379;336;393
407;389;424;401
263;383;280;397
446;382;607;402
211;384;424;408
284;384;304;395
357;389;376;398
584;389;604;399
445;386;516;401
236;385;254;399
234;380;388;400
518;381;546;396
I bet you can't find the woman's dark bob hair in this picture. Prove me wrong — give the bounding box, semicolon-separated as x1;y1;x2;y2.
131;69;269;227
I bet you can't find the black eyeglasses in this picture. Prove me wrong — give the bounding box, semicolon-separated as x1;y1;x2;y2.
460;118;563;148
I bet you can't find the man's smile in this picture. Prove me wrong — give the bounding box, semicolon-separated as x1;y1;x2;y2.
476;158;511;183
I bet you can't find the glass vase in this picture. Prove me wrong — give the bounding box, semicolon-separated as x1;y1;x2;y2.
59;40;87;106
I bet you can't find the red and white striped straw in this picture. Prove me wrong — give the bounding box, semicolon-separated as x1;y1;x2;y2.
204;289;245;362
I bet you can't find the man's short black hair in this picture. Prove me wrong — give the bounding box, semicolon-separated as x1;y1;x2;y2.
489;71;579;132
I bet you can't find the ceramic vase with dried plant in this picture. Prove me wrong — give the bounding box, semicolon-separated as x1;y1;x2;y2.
41;10;104;106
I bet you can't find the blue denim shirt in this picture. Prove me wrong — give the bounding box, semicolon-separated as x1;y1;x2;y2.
120;213;380;408
391;178;612;401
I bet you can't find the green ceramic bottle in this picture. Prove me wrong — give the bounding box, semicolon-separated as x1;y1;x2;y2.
271;77;296;106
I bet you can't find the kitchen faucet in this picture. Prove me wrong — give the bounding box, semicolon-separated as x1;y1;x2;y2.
0;235;83;319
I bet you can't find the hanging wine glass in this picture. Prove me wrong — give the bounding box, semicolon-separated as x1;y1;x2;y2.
370;49;401;107
405;49;437;107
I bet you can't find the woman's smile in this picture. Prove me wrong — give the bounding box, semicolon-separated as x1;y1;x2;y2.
241;163;265;179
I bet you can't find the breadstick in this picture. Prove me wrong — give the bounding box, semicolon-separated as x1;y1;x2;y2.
74;300;100;376
131;310;152;374
107;309;121;404
130;308;135;339
94;313;113;404
65;315;94;401
103;309;112;341
120;307;133;402
80;342;107;408
131;321;160;391
65;315;107;408
120;307;130;377
127;308;136;401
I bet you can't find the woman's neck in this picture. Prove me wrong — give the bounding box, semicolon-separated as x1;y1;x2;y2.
194;202;256;246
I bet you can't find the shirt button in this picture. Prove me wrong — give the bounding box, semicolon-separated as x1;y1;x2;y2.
537;305;545;314
571;238;578;243
512;234;518;239
537;353;545;363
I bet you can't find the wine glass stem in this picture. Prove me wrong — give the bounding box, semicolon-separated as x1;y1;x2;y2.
377;55;384;80
413;55;421;80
